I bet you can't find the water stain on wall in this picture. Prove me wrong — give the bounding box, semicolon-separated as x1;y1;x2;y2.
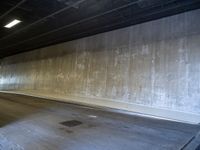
0;9;200;115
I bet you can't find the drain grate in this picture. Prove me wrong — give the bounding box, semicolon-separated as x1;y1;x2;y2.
60;120;82;127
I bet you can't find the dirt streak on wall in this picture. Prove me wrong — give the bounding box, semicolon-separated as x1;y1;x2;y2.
0;9;200;117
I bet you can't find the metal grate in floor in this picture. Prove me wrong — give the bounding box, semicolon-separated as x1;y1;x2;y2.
60;120;82;127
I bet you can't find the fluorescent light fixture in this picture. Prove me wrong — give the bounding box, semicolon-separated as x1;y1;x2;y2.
4;19;21;28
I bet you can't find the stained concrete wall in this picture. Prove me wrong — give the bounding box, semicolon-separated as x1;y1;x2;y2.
0;9;200;123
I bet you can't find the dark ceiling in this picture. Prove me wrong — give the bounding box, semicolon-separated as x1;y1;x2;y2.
0;0;200;58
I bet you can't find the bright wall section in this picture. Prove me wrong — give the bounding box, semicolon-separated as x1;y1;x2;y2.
0;9;200;123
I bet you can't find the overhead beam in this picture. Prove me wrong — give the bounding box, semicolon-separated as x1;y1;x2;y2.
0;0;87;42
0;0;27;19
0;0;140;50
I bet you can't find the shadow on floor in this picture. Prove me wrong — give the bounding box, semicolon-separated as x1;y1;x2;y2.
0;92;55;127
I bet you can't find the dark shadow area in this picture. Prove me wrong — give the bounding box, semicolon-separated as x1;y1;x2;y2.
0;92;55;127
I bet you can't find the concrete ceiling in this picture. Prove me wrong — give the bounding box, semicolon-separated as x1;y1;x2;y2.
0;0;200;58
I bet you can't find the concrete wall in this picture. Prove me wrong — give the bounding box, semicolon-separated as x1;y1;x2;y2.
1;9;200;123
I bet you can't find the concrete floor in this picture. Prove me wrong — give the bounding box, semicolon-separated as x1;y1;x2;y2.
0;93;200;150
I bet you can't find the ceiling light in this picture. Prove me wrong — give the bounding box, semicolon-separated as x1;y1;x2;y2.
4;19;21;28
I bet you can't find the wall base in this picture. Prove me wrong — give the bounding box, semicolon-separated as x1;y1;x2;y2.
0;90;199;124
